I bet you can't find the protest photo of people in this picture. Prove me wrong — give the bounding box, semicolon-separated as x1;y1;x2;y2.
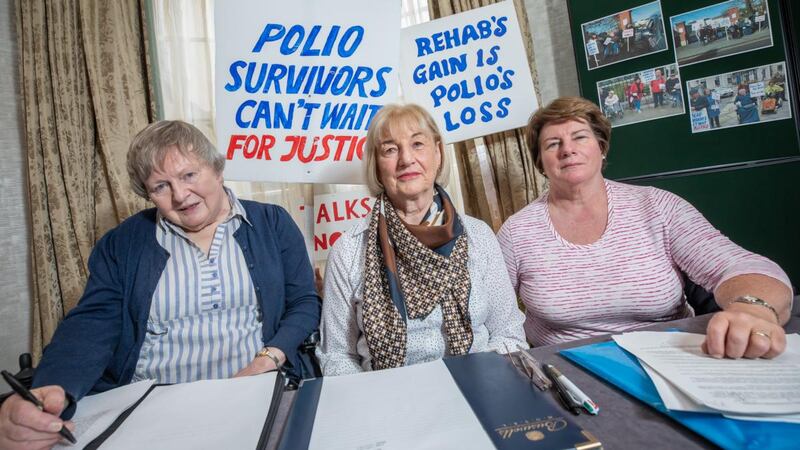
596;63;684;127
671;0;772;67
581;1;668;70
685;62;791;133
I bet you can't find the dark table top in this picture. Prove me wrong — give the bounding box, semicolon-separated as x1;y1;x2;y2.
525;300;800;450
268;299;800;450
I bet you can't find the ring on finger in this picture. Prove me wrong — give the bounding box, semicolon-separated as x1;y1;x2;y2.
751;330;771;340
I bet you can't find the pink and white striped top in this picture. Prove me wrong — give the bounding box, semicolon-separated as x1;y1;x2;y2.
497;180;791;346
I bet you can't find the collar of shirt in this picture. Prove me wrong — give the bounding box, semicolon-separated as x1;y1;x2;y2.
156;186;252;238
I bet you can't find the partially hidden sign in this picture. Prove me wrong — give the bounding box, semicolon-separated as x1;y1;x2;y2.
312;191;374;261
398;1;538;143
215;0;400;183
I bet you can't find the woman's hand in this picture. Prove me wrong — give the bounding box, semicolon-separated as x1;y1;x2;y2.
703;305;786;359
704;274;792;359
0;386;74;450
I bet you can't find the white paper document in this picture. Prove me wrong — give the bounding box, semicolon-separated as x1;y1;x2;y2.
613;332;800;415
308;360;494;450
640;358;800;423
55;379;155;449
98;372;278;450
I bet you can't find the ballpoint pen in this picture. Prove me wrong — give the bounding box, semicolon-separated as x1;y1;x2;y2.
543;364;582;415
543;364;600;415
1;370;77;444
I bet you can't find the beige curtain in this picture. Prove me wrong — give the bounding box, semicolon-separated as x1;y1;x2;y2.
16;0;154;360
428;0;546;231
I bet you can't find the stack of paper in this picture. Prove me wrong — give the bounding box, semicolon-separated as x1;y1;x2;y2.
57;372;279;450
612;331;800;424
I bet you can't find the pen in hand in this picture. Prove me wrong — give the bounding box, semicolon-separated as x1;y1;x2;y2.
1;370;77;445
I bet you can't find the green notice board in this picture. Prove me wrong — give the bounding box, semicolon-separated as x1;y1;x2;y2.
567;0;799;179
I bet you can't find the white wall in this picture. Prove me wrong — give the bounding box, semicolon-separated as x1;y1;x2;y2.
0;0;32;372
524;0;581;103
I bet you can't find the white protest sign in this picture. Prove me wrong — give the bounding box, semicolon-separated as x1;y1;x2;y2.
756;15;765;23
312;191;374;261
398;1;538;143
749;81;765;97
641;69;656;83
586;40;599;55
622;28;634;38
721;17;732;27
690;109;710;132
215;0;400;183
691;22;701;31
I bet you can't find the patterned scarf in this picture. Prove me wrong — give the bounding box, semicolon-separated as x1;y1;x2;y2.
362;186;472;370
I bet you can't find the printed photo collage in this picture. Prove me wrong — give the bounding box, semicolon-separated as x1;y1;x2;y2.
581;0;791;132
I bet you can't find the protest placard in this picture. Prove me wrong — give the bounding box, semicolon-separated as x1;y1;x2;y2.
690;109;710;132
215;0;400;183
312;191;374;261
749;82;765;98
586;40;599;55
398;1;537;143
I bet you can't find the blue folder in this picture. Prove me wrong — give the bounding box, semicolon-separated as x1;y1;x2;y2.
560;341;800;450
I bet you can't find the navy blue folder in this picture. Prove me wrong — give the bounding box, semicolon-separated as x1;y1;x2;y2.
278;352;601;449
561;340;800;450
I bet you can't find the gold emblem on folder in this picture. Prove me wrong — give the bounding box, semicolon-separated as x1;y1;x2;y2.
525;431;545;441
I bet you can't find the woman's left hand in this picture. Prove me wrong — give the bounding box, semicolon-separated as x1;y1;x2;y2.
703;307;786;359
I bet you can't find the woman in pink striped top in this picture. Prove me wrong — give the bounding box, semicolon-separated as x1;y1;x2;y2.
497;97;793;358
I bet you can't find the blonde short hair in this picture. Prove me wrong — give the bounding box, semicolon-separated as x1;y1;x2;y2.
127;120;225;199
526;96;611;175
363;103;450;196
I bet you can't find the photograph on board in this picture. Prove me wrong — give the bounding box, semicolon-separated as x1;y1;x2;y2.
581;1;668;70
596;63;684;128
685;61;790;133
670;0;773;67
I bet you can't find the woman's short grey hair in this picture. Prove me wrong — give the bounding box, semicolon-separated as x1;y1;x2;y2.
363;103;450;197
127;120;225;199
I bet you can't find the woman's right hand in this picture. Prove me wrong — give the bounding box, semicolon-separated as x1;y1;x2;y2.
0;386;73;450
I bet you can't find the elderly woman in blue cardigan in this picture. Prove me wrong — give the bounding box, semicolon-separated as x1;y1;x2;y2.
0;121;320;449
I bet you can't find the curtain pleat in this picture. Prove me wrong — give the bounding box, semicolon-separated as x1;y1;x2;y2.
16;0;155;360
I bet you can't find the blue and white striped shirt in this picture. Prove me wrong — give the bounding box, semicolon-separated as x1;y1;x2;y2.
133;189;263;383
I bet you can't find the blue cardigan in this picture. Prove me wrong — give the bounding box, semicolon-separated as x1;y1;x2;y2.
32;200;320;409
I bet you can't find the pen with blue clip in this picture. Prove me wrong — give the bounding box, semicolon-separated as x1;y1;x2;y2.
1;370;77;445
543;364;599;415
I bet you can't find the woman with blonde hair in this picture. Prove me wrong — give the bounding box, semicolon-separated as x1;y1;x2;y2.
318;104;526;375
